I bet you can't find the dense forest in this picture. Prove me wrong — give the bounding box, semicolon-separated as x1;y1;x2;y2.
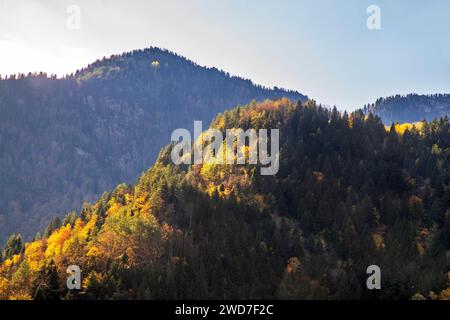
0;47;306;243
1;98;449;300
367;94;450;124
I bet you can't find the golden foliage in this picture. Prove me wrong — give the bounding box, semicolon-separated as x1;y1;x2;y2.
45;224;72;259
372;233;385;249
24;240;45;272
385;122;424;135
440;288;450;300
86;246;101;258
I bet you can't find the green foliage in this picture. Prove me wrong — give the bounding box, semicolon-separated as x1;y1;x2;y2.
2;234;23;261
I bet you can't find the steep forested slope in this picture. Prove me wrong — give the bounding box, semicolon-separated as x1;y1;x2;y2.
0;47;306;242
1;99;449;300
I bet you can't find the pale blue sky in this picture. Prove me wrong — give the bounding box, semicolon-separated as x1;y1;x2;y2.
0;0;449;110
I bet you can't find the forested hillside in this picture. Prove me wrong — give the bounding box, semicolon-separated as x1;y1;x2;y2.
367;94;450;124
1;99;449;300
0;47;306;243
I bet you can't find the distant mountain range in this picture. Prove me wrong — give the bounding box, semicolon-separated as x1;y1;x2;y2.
0;47;307;243
367;94;450;124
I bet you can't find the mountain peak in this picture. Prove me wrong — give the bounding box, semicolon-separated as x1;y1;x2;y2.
73;47;306;99
0;47;306;243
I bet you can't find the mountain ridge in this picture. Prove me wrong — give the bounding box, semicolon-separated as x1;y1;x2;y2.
0;47;307;243
366;93;450;124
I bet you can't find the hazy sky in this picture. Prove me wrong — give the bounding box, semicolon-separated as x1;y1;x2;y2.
0;0;449;110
